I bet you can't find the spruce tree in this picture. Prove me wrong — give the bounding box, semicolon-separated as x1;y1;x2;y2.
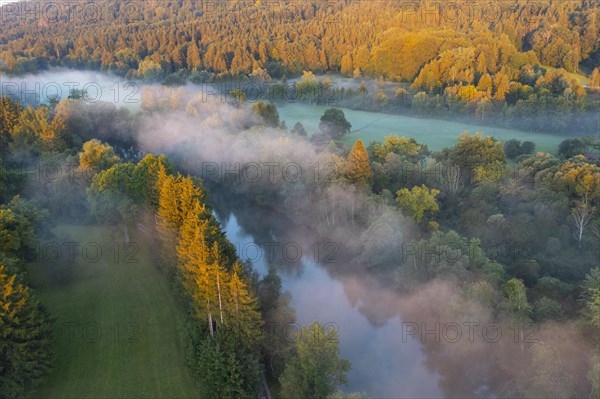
156;166;180;270
0;263;53;398
224;262;263;348
177;200;214;335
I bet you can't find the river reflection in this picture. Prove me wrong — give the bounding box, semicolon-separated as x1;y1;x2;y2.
212;194;444;397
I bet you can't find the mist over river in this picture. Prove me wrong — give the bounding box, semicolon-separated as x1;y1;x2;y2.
208;192;506;398
212;195;445;397
0;68;579;153
3;68;584;397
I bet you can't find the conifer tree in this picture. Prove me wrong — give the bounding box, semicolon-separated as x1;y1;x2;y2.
156;166;206;270
345;139;372;186
0;263;53;398
0;97;23;152
156;165;180;269
210;242;227;326
224;262;263;348
177;200;214;335
340;54;353;76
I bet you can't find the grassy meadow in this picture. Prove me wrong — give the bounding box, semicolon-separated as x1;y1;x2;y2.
277;103;570;153
26;225;198;399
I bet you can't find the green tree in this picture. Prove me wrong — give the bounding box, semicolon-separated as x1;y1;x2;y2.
502;139;534;159
516;344;575;399
504;139;523;159
229;89;247;106
580;267;600;330
296;71;320;103
319;109;351;139
86;162;140;242
257;266;296;380
345;139;372;186
533;297;564;321
370;135;429;163
279;322;351;399
0;96;23;155
501;278;532;349
291;122;307;136
0;208;34;261
196;330;260;399
396;184;440;225
521;141;535;154
0;263;53;398
252;101;280;128
502;278;532;319
448;132;506;183
137;58;163;80
0;196;48;266
558;138;589;159
132;154;174;207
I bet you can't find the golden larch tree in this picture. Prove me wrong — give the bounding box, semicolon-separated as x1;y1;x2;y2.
345;139;372;186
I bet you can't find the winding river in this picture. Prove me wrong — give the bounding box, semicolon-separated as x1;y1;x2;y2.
2;68;570;397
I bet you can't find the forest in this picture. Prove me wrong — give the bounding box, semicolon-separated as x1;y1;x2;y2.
1;0;599;398
1;80;599;397
1;0;599;134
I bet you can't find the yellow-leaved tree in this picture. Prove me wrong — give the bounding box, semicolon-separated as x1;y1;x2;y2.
345;139;372;186
396;184;440;228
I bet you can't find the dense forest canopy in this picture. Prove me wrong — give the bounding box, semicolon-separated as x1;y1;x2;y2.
1;0;598;77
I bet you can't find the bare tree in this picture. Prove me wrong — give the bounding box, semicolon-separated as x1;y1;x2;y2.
572;201;594;248
440;163;463;197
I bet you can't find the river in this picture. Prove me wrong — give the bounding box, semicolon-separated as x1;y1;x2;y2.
211;195;445;397
2;68;558;397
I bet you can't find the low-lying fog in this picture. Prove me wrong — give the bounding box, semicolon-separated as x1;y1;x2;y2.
0;68;576;152
3;68;594;397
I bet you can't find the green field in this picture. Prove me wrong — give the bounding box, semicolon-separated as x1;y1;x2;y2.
27;225;198;399
278;103;571;153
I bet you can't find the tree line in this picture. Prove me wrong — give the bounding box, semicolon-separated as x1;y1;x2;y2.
0;93;359;398
1;1;597;77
